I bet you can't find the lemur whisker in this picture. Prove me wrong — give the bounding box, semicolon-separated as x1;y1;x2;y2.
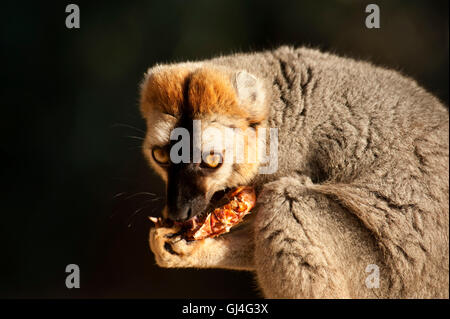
126;135;145;141
111;123;146;135
113;192;127;199
127;198;163;228
124;192;158;200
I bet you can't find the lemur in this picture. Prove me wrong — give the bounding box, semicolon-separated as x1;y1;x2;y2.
139;46;449;298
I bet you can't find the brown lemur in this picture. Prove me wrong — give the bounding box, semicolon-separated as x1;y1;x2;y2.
139;46;449;298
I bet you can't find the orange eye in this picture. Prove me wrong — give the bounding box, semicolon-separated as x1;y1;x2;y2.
202;152;223;169
152;147;169;165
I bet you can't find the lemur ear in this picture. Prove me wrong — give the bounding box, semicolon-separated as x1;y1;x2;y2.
233;70;267;123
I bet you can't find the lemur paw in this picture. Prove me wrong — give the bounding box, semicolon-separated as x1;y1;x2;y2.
149;226;202;268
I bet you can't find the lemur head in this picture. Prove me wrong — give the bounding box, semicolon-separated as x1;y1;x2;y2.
139;63;269;221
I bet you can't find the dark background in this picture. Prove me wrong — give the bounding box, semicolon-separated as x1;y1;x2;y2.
1;0;448;298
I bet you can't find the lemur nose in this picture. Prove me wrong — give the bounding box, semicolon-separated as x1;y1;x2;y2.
169;204;193;222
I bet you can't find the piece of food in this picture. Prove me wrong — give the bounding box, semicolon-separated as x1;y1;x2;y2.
149;186;256;240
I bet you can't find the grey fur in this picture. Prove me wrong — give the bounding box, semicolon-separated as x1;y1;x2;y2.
149;46;449;298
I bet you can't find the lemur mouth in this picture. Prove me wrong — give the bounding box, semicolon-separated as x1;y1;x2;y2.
183;186;256;240
151;186;256;241
182;187;235;229
206;188;234;213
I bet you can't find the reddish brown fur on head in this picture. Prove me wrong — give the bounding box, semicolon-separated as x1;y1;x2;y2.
188;68;245;119
140;65;267;126
140;66;191;117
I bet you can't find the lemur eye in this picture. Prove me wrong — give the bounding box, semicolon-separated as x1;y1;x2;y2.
201;152;223;169
152;147;169;165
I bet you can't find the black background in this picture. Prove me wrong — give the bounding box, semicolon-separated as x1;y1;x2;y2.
1;0;448;298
